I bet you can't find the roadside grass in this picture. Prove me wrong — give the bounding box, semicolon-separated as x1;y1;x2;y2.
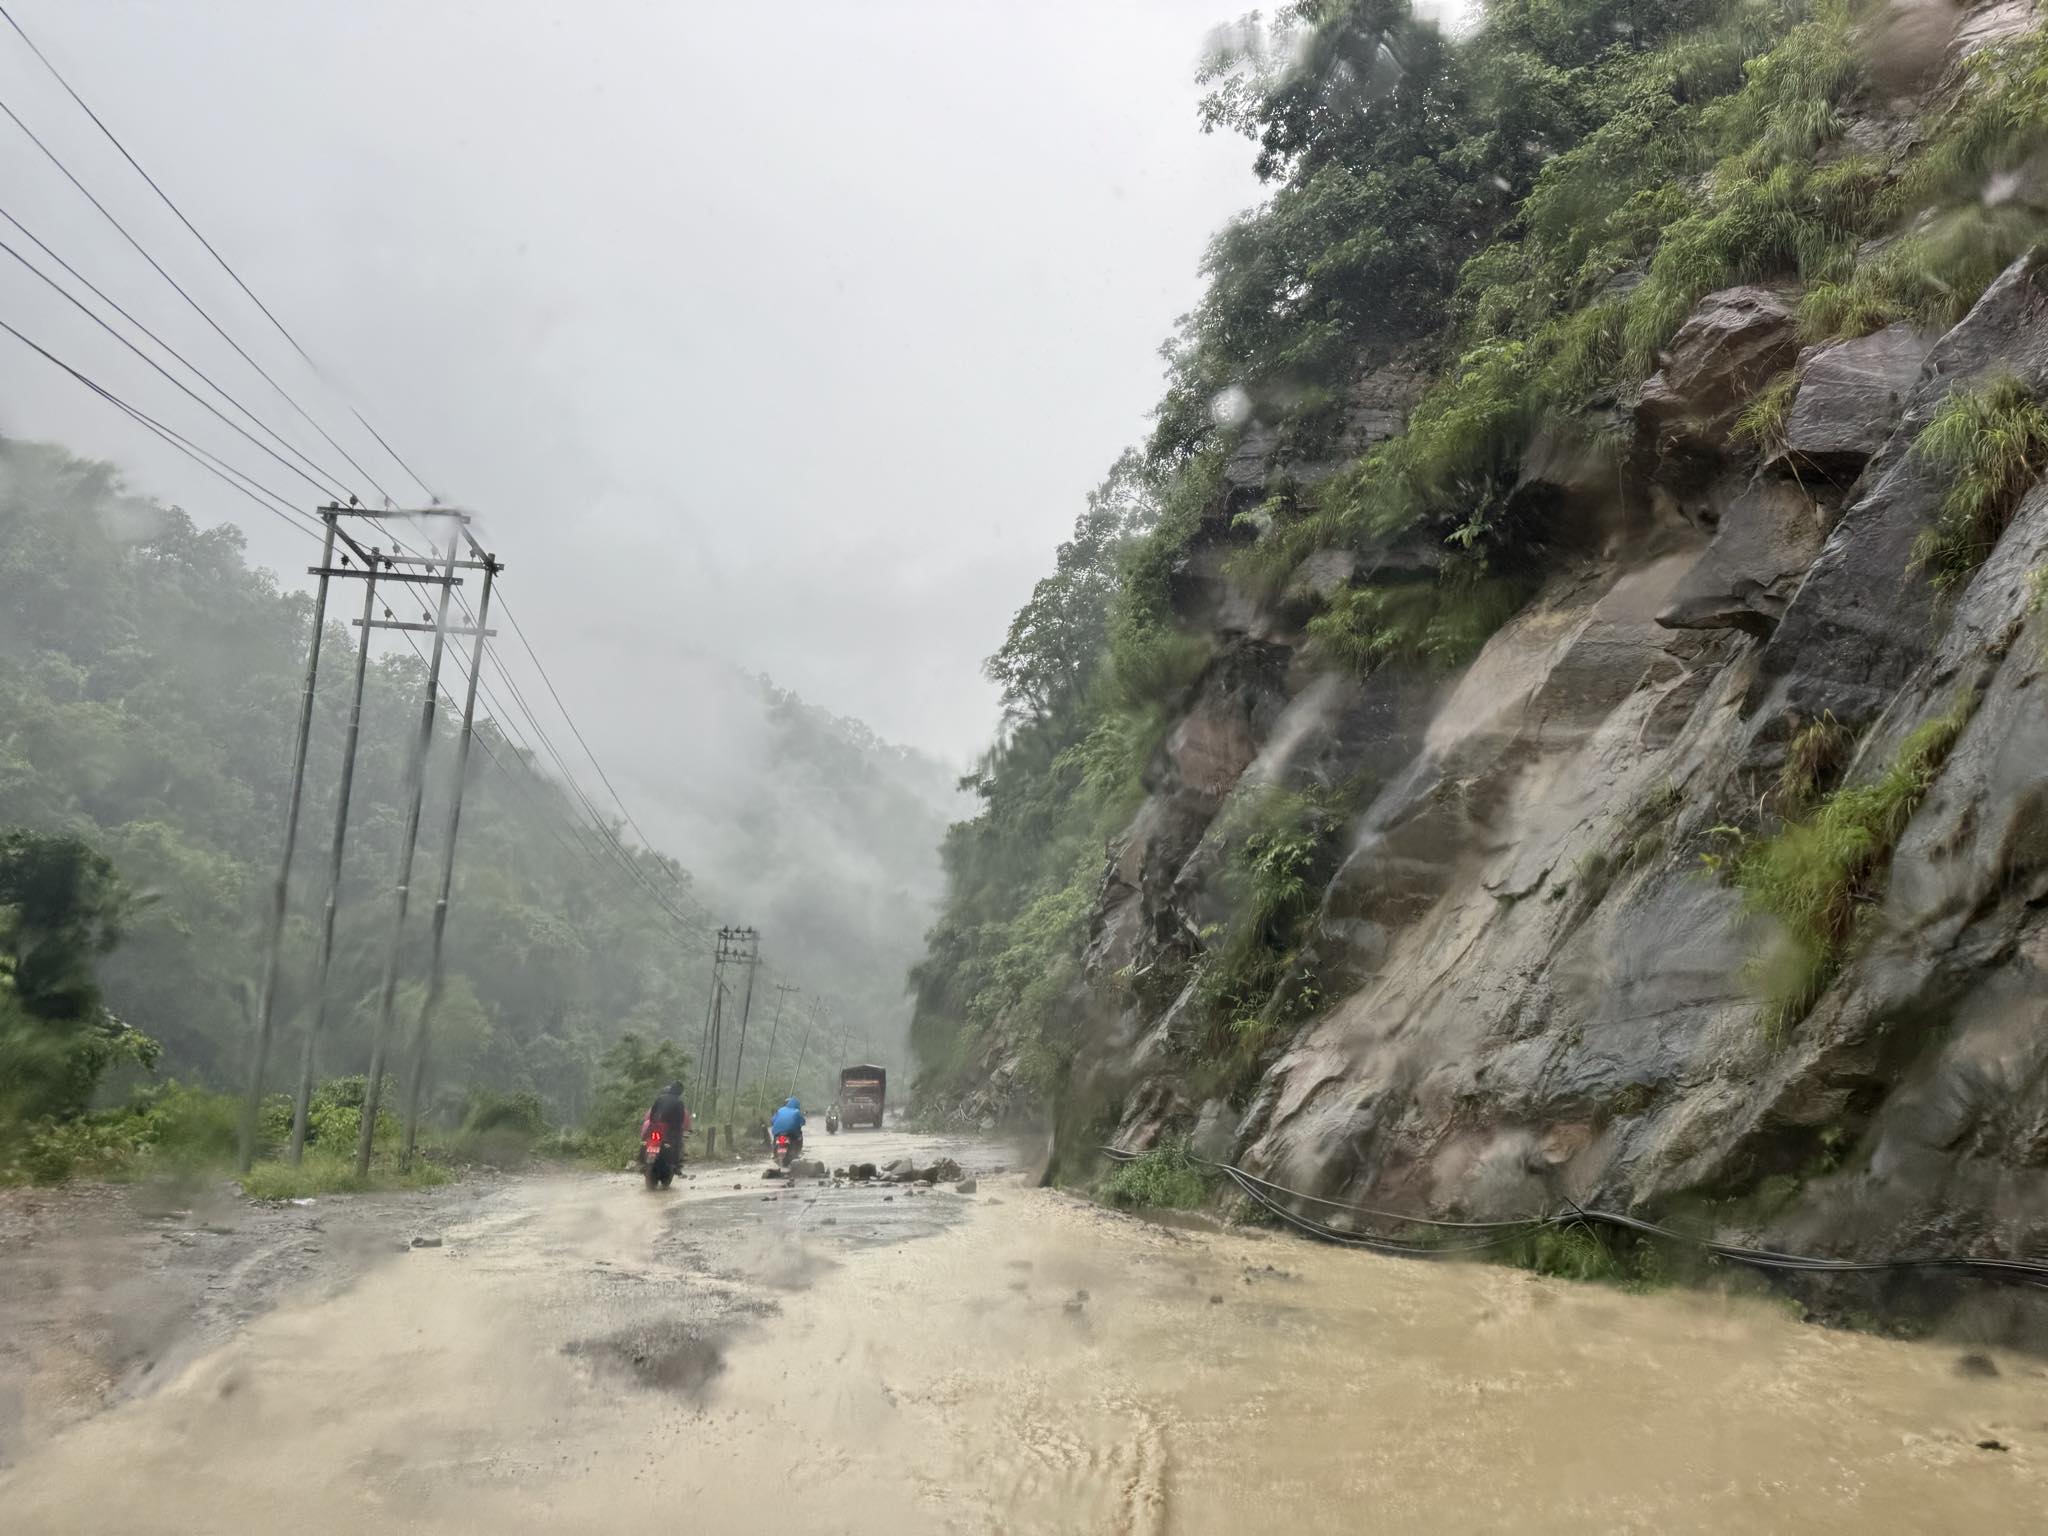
1506;1222;1673;1290
3;1077;552;1194
239;1150;450;1201
1098;1140;1213;1212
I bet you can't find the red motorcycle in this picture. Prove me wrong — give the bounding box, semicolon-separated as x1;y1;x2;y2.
773;1130;801;1174
643;1124;678;1190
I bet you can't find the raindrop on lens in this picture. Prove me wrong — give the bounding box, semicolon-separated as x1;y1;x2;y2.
1210;386;1253;428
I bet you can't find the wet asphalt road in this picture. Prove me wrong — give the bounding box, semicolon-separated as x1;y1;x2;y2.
5;1128;2045;1534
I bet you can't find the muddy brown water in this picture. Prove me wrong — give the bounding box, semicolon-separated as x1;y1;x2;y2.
1;1130;2042;1532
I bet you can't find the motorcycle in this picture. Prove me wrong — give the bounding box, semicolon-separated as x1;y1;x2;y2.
643;1124;678;1190
773;1130;803;1174
826;1109;840;1135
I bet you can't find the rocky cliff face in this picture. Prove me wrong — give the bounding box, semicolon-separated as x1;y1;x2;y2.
1042;20;2048;1275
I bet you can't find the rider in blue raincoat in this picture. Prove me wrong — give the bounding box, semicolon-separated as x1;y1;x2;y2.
770;1095;806;1157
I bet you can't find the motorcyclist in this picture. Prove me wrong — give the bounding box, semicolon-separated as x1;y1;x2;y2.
646;1081;688;1151
769;1095;805;1159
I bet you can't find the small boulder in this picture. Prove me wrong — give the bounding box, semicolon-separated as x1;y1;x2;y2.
1637;287;1799;458
762;1167;784;1180
410;1235;442;1249
1775;324;1929;480
954;1178;978;1195
849;1162;878;1181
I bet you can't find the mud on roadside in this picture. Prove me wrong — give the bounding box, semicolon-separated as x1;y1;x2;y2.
0;1174;501;1465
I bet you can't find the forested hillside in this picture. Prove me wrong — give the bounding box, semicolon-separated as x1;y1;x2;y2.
0;435;948;1139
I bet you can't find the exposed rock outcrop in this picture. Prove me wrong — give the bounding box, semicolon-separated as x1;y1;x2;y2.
1045;254;2048;1310
1776;324;1932;480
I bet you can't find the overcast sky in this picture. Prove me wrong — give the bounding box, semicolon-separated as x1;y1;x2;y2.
0;0;1276;764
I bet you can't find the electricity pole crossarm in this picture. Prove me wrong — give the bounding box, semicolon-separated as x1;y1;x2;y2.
237;513;335;1171
399;551;501;1167
355;519;464;1177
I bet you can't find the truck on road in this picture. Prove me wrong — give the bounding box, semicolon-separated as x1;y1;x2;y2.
838;1064;886;1130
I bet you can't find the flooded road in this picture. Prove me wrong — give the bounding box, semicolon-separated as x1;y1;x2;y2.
2;1130;2042;1533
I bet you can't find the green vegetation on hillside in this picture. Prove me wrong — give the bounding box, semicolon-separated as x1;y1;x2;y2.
1727;697;1973;1036
0;439;712;1131
1909;373;2048;591
1;423;958;1178
911;0;2048;1113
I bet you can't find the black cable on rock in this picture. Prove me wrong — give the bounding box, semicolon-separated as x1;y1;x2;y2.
1098;1145;2048;1288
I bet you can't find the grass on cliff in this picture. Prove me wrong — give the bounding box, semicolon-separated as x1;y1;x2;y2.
1909;374;2048;592
1777;713;1854;814
1727;698;1973;1037
1732;369;1801;455
1187;789;1342;1094
1098;1140;1213;1212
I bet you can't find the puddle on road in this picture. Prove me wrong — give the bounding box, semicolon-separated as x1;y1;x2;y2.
563;1320;731;1400
2;1141;2043;1534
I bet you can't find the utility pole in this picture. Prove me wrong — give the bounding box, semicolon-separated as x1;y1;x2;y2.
399;540;502;1168
756;981;797;1104
356;516;467;1177
724;928;760;1146
789;997;822;1098
705;979;726;1156
287;550;380;1163
238;513;335;1171
699;930;728;1155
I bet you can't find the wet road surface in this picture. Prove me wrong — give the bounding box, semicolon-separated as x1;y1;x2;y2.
2;1129;2043;1533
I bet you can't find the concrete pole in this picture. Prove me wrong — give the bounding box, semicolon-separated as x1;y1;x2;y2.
725;930;758;1143
704;977;725;1157
399;552;498;1168
288;558;380;1162
238;512;335;1171
355;523;460;1176
756;981;796;1105
788;1001;820;1099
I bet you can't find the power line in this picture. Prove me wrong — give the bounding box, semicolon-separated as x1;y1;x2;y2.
349;406;436;506
0;203;353;501
424;639;711;953
371;529;702;935
0;1;436;504
0;312;321;540
0;230;346;503
0;90;394;505
357;515;693;926
468;624;699;920
494;591;692;901
392;600;706;943
0;8;704;951
472;653;703;934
